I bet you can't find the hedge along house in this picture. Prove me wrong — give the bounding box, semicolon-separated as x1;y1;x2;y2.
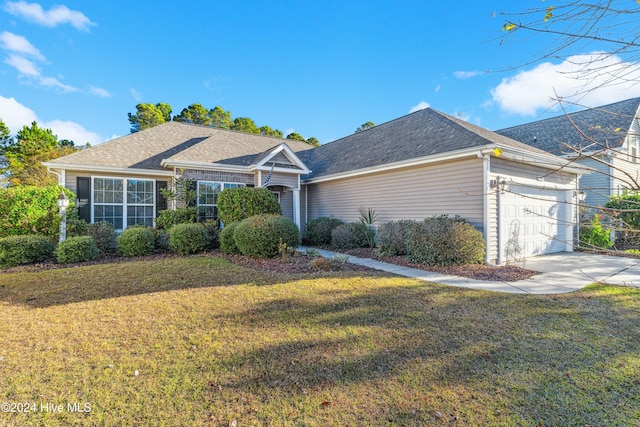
496;97;640;210
298;108;589;264
43;121;313;230
44;108;588;264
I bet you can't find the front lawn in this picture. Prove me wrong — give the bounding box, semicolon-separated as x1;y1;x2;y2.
0;255;639;426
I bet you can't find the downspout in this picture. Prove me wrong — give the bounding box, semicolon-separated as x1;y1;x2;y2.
47;167;64;186
478;152;491;264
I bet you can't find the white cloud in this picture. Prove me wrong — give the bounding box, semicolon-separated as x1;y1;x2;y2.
0;94;102;145
0;94;37;133
491;52;640;116
409;101;430;113
130;88;142;101
453;70;482;79
434;85;441;93
38;75;77;92
0;31;44;60
5;53;40;76
89;86;111;98
46;120;100;145
4;1;96;31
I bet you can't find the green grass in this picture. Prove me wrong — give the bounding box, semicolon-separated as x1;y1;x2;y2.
1;255;639;426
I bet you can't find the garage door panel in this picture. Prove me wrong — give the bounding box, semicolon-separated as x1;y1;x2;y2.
502;185;567;259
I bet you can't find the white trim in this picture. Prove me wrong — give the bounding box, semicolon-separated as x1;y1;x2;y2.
293;189;300;229
42;163;174;177
91;176;157;230
251;143;311;174
481;154;491;264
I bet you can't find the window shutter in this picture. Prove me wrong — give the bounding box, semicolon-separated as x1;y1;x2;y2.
156;180;168;216
76;177;91;223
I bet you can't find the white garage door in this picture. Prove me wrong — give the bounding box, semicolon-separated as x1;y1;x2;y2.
501;184;568;259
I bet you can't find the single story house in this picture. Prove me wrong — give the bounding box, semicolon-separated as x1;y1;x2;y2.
496;97;640;209
44;107;589;264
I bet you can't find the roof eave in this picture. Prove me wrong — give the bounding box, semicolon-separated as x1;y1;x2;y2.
41;162;175;177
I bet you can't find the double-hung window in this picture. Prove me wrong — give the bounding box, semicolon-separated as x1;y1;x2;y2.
197;181;244;221
93;177;155;229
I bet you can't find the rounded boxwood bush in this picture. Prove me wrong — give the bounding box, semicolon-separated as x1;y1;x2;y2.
84;221;117;254
55;236;100;264
219;222;240;254
117;227;156;257
168;223;209;255
305;217;343;245
234;214;300;258
407;216;485;266
0;235;55;268
330;222;369;250
217;187;281;225
376;219;419;256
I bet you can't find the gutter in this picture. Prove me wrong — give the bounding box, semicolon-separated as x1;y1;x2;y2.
42;162;175;177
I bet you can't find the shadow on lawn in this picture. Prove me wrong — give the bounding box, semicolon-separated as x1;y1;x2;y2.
210;284;640;424
0;255;378;308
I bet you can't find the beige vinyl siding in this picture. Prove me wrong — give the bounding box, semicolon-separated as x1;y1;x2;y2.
306;157;484;229
487;183;499;264
279;189;294;222
491;157;572;185
575;156;612;207
268;172;298;188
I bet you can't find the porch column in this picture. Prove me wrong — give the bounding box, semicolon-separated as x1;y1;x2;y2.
292;189;300;229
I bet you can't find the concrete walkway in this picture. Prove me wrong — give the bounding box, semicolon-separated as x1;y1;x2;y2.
300;246;640;294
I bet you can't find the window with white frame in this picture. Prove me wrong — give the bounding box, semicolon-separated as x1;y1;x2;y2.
197;181;244;221
93;177;155;229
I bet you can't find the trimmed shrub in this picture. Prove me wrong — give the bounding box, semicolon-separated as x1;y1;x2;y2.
407;216;485;266
330;222;369;250
54;236;100;264
579;215;613;249
217;187;281;225
606;193;640;246
234;214;300;258
202;220;220;250
219;222;241;254
168;223;209;255
0;185;76;239
305;217;343;245
117;227;156;257
155;207;199;230
84;221;117;254
376;219;419;256
0;235;55;268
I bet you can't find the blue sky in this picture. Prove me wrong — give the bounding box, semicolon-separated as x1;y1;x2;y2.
1;1;640;146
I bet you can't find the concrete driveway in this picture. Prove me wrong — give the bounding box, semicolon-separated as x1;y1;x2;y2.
301;246;640;294
518;252;640;289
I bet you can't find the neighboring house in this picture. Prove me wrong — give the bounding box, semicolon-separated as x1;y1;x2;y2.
44;109;588;264
496;97;640;210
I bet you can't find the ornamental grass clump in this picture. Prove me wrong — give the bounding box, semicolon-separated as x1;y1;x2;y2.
234;214;300;258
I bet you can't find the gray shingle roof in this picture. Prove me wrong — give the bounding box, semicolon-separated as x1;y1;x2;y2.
495;97;640;156
47;121;314;170
299;107;553;179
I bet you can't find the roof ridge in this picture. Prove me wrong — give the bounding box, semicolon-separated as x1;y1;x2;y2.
497;97;640;132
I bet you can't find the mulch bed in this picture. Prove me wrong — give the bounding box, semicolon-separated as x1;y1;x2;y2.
340;247;538;281
2;247;537;281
